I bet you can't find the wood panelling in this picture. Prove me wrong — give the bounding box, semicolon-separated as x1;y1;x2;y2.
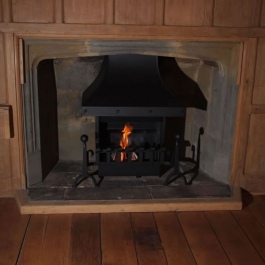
0;33;6;102
214;0;262;27
1;0;11;22
55;0;63;23
115;0;156;25
245;114;265;175
4;33;23;191
0;138;11;179
0;105;11;139
64;0;106;24
12;0;54;23
0;178;12;197
261;1;265;27
0;1;2;22
253;38;265;104
0;41;6;190
164;0;213;26
230;39;257;186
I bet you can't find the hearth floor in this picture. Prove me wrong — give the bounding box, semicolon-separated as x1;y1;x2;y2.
27;160;232;201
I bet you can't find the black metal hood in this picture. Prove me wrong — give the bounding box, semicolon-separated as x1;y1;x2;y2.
82;54;207;117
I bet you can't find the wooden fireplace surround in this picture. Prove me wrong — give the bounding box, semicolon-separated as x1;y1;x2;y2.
1;0;265;212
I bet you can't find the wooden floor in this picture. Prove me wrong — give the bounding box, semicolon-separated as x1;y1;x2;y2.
1;192;265;265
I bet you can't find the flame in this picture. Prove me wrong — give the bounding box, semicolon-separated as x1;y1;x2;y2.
120;123;133;161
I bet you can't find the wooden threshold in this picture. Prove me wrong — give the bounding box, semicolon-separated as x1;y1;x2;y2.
15;187;242;214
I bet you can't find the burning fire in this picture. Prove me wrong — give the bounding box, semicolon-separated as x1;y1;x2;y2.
120;123;133;161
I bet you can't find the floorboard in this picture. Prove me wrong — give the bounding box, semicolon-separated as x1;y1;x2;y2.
0;195;265;265
69;214;101;265
248;195;265;228
101;213;138;265
178;212;231;265
21;214;72;265
18;215;49;265
131;213;167;265
0;198;29;265
205;211;265;265
154;212;196;265
232;208;265;262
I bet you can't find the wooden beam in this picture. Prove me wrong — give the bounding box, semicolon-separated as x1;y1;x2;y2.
1;23;265;39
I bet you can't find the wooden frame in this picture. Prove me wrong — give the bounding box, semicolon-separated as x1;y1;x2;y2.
0;20;263;205
2;32;248;212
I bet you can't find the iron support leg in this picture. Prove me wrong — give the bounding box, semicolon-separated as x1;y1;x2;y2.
73;135;97;187
164;128;204;186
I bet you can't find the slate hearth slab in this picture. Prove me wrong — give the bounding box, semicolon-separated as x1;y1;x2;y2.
150;185;231;199
28;188;65;201
64;186;152;200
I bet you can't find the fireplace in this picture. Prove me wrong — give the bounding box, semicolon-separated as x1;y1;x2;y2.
22;39;241;201
75;53;207;186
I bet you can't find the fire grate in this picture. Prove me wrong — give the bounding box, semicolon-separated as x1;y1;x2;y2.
73;127;204;188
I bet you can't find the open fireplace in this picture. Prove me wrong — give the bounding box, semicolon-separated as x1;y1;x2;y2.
22;39;241;201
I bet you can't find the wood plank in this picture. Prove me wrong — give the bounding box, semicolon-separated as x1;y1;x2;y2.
5;33;23;191
2;23;265;38
55;0;63;23
204;0;214;26
232;208;265;261
244;114;265;175
0;140;11;178
105;0;114;24
155;0;164;25
205;211;265;265
253;38;265;104
130;213;167;265
1;0;11;22
101;213;138;265
178;212;230;265
0;198;7;209
64;0;105;24
0;198;29;265
214;0;262;27
261;1;265;27
248;195;265;227
115;0;156;25
0;33;7;102
164;0;213;26
0;177;13;197
0;105;11;139
29;214;72;265
69;214;101;265
154;212;196;265
12;0;54;23
0;1;2;22
230;39;257;186
17;215;49;265
17;188;242;214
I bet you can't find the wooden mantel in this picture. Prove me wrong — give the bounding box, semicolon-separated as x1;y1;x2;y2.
1;0;265;199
